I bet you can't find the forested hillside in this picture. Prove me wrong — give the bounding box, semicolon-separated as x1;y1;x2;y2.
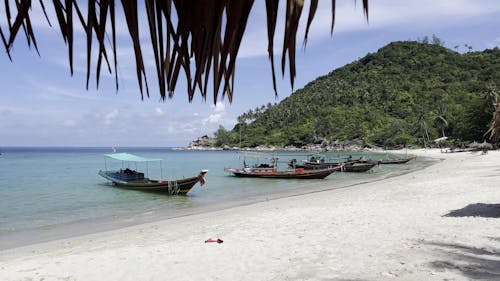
214;41;500;148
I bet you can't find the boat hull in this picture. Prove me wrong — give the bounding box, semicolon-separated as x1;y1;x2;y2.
98;170;207;195
294;162;376;172
378;157;415;164
343;163;377;172
224;167;339;179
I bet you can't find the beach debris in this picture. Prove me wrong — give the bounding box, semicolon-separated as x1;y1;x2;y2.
205;238;224;243
468;141;493;152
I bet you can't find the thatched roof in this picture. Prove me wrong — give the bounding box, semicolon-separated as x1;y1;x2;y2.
0;0;368;103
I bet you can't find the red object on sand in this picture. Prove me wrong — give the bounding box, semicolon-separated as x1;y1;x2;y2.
205;238;223;243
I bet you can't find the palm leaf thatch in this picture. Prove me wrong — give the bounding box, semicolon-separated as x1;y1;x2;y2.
0;0;368;103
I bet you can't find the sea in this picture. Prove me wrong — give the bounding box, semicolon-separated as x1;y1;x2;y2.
0;147;434;249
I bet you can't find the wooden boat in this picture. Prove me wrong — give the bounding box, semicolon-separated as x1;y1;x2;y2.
288;154;361;169
378;157;415;164
98;153;207;195
225;152;341;179
293;161;376;173
224;166;341;179
342;162;377;172
289;153;377;172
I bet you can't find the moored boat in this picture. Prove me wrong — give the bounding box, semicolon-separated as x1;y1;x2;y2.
224;166;341;179
378;157;415;164
289;154;377;172
225;152;341;179
342;162;377;172
289;154;362;169
98;153;207;195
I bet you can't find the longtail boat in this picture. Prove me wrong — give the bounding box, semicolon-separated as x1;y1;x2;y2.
225;152;341;179
378;157;415;164
342;162;377;172
288;154;361;169
224;166;341;179
289;154;376;172
98;153;207;195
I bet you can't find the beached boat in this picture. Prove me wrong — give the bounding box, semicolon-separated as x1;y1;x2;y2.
225;152;341;179
98;153;207;195
224;166;341;179
378;157;415;164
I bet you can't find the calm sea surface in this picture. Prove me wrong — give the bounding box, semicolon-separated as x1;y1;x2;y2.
0;147;434;249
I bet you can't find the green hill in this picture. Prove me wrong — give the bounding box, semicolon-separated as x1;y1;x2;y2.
214;41;500;148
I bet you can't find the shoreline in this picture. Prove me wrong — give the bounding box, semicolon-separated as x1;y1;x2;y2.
2;149;500;280
0;152;435;250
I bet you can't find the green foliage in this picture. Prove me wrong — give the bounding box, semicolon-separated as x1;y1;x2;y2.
215;41;500;148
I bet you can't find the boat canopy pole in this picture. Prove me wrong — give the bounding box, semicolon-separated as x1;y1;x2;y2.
160;161;163;179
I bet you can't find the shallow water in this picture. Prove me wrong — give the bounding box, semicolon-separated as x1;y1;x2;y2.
0;147;434;249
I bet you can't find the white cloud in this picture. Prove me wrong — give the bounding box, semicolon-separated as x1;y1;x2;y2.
155;107;164;116
200;101;236;128
211;102;226;113
203;113;223;125
104;109;119;125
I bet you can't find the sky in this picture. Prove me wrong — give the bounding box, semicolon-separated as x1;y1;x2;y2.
0;0;499;147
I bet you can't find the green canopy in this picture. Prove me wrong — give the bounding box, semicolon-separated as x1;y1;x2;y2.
104;153;162;162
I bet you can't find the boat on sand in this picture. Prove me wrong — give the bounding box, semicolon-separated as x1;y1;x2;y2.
378;157;415;164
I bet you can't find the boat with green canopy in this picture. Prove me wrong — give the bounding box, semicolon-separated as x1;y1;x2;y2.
98;153;207;195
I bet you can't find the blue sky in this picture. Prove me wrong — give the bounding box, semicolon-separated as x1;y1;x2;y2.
0;0;499;147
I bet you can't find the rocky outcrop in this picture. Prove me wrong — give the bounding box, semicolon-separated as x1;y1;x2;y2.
186;135;372;151
187;135;219;150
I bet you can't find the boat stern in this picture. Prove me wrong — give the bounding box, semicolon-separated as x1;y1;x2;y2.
199;169;209;186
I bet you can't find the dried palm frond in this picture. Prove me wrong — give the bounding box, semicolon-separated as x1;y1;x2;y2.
0;0;368;103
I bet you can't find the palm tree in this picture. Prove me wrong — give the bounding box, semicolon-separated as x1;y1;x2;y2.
417;110;430;148
484;84;500;143
433;114;448;138
0;1;369;103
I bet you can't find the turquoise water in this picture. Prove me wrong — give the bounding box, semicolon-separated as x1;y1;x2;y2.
0;147;432;248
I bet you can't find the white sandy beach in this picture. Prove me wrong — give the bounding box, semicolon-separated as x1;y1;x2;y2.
1;149;500;280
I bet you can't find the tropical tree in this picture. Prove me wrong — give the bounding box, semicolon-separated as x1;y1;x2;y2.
417;110;431;147
0;0;368;103
484;84;500;143
434;114;448;138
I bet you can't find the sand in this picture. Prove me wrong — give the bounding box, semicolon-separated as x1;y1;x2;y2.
1;149;500;280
